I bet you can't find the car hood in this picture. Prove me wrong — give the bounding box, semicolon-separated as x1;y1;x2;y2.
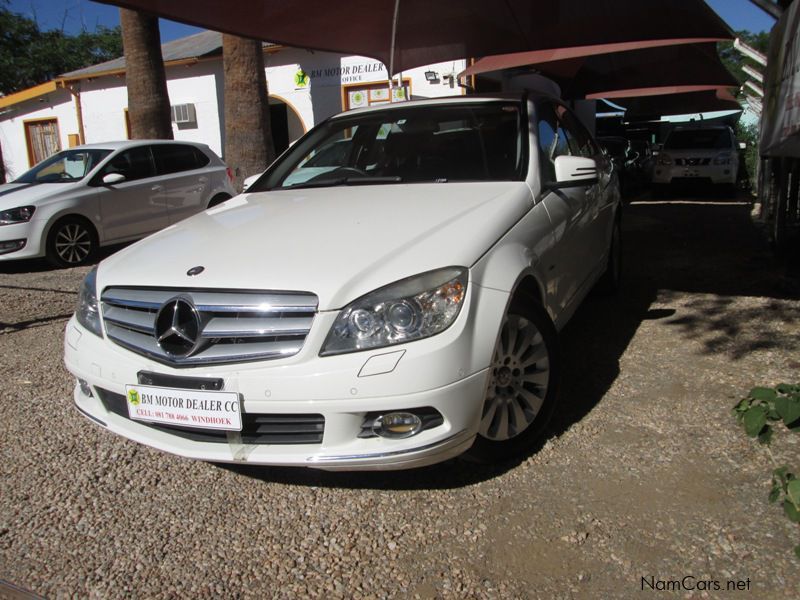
0;181;80;209
98;182;533;310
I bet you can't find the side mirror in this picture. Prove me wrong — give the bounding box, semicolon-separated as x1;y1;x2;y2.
548;155;598;189
102;172;126;185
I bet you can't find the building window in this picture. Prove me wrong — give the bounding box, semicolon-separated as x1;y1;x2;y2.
24;118;61;167
342;80;411;111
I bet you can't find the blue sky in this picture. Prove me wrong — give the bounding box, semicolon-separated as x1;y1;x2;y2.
6;0;779;41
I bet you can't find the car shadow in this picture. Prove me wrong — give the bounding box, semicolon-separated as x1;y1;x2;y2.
225;188;798;490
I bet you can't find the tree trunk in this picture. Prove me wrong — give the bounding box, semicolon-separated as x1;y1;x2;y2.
120;9;172;139
0;141;6;184
223;34;275;192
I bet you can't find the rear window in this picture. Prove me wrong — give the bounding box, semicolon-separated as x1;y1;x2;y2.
152;144;210;175
664;129;732;150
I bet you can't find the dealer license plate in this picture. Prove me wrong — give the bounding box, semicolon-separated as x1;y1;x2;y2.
124;384;242;431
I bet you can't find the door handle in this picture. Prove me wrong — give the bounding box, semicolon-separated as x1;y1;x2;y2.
151;185;163;191
198;176;208;183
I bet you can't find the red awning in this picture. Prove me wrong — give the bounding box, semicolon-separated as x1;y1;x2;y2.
464;43;738;101
98;0;732;75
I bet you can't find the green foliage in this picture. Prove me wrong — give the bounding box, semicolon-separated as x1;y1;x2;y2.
718;30;770;94
0;2;122;95
734;383;800;559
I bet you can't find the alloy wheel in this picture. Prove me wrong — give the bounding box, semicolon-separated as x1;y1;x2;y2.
54;223;92;265
479;314;550;441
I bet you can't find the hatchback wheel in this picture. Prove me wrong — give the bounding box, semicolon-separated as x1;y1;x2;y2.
467;299;560;463
46;217;97;268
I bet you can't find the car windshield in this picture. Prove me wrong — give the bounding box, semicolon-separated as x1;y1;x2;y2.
254;102;525;191
664;129;731;150
14;149;112;184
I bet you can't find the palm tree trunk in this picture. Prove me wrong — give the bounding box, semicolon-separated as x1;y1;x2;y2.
120;9;173;139
0;142;6;184
223;34;275;192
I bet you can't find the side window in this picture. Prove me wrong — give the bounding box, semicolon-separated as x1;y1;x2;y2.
100;146;155;182
536;102;571;182
152;144;208;175
555;104;598;158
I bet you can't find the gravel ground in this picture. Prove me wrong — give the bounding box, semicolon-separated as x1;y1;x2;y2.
1;190;799;598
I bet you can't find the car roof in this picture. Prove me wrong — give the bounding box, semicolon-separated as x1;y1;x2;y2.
70;140;210;151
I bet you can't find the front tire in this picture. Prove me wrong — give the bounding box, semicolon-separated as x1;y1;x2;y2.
466;299;561;463
45;216;97;268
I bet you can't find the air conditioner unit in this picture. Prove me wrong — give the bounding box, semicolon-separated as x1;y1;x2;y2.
171;103;196;124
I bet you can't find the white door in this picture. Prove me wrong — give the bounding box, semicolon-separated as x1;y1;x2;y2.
536;102;595;316
95;145;169;242
151;144;212;224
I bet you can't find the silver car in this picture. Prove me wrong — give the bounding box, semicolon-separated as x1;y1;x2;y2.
0;140;236;267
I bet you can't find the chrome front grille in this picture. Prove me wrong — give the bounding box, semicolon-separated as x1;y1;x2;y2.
101;287;317;366
675;157;711;166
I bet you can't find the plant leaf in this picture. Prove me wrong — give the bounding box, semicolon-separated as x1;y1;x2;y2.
749;387;777;401
784;499;800;523
758;427;774;445
768;485;781;503
775;396;800;427
787;480;800;508
775;383;798;394
743;406;768;437
795;545;800;560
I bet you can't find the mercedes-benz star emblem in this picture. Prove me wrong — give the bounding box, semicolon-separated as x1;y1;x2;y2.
187;266;205;276
154;297;201;357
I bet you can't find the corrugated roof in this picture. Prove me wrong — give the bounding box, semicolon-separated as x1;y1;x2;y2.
60;30;275;79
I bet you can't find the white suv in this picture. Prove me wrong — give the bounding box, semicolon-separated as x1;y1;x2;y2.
652;125;738;191
64;93;621;470
0;140;235;267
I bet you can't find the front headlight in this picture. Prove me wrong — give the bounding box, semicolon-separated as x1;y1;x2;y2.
320;267;468;356
76;266;103;337
713;152;732;165
0;205;36;225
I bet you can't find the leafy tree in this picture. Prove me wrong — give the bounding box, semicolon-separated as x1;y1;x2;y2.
0;2;123;95
718;30;771;96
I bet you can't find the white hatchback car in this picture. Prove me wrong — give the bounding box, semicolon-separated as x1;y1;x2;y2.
0;140;235;267
64;93;621;470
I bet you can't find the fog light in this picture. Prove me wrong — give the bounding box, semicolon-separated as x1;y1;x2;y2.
78;379;93;398
373;412;423;438
0;239;26;255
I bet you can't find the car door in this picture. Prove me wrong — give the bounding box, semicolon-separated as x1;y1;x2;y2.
557;106;616;279
536;101;595;316
94;145;169;242
151;144;212;224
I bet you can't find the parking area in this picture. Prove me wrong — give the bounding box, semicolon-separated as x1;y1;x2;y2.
1;190;799;598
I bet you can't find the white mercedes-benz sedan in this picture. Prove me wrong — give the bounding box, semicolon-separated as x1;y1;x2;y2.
0;140;235;267
64;93;621;470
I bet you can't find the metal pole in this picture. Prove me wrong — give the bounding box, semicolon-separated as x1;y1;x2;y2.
388;0;400;95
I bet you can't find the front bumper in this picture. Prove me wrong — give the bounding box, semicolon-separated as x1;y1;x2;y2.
63;281;507;470
0;220;44;260
652;164;736;185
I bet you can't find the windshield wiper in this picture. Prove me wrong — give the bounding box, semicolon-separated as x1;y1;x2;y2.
283;176;402;190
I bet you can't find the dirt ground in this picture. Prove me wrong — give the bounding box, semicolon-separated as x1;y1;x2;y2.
1;189;799;598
